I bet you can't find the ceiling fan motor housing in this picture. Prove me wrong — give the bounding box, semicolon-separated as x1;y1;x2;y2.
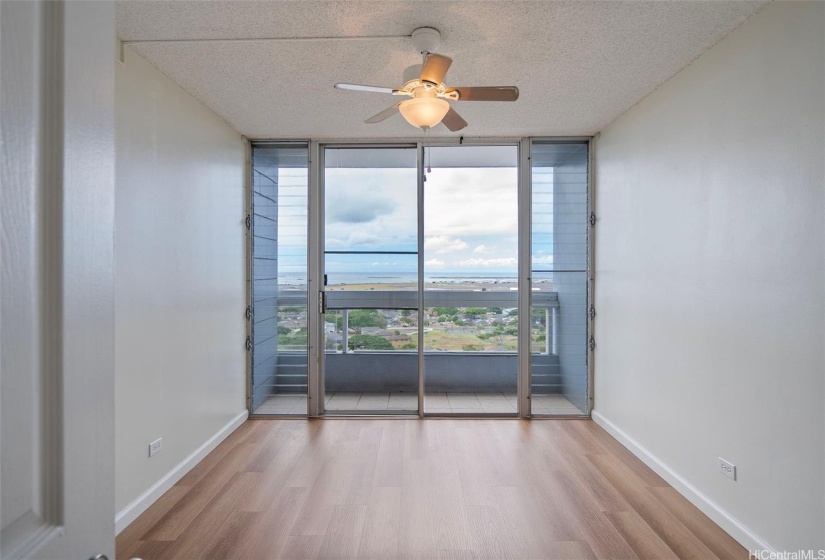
411;27;441;54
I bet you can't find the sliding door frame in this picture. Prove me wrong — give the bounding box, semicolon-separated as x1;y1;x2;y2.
313;142;420;416
308;140;323;416
518;138;532;417
417;139;522;417
417;144;425;418
252;135;592;418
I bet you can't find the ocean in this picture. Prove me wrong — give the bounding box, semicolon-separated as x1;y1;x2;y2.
278;271;519;287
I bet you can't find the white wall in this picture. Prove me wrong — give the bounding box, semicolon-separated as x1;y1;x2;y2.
3;2;117;557
115;46;247;518
593;1;824;551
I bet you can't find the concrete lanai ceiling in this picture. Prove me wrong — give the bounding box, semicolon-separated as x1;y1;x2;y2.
117;0;768;139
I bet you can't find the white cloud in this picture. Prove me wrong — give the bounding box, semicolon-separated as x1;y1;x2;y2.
424;235;468;254
322;165;519;263
473;244;496;254
346;231;381;246
457;257;518;268
424;168;518;237
324;168;417;249
532;255;554;265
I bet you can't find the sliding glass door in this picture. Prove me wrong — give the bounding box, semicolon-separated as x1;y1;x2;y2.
248;139;591;417
322;147;420;414
422;146;519;415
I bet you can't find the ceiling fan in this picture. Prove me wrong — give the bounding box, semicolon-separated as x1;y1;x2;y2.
334;27;519;132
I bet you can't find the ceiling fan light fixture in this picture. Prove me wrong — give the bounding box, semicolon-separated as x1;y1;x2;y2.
399;97;450;130
338;27;518;131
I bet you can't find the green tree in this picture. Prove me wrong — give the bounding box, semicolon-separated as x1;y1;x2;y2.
478;325;513;349
277;325;292;336
348;310;387;333
433;306;459;316
348;334;394;351
279;328;307;348
463;307;488;318
399;342;417;350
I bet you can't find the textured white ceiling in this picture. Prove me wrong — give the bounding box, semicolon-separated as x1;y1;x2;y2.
117;0;768;139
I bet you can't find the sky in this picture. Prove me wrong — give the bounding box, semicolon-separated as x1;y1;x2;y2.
324;165;521;277
270;152;560;284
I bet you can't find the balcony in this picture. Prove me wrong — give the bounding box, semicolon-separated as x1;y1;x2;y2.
252;288;587;415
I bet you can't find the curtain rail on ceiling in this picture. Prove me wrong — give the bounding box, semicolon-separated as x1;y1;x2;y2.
121;35;410;46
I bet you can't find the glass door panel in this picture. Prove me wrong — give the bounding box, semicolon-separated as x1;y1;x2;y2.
250;143;309;415
323;147;419;414
422;146;519;415
530;142;589;416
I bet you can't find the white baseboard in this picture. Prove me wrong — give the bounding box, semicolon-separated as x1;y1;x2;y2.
115;409;249;534
591;410;775;554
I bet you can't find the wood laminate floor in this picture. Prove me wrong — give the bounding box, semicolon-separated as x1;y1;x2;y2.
117;419;747;560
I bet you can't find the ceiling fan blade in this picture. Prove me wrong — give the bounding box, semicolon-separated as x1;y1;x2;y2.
335;83;395;94
364;102;402;124
441;106;468;132
419;54;452;86
446;86;519;101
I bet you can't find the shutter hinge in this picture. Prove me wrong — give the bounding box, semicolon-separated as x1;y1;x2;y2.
245;336;252;351
318;291;326;314
245;214;251;230
589;212;596;227
589;336;595;352
245;306;252;320
589;305;596;320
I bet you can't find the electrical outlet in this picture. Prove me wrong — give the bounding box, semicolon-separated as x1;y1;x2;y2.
149;438;163;457
718;457;736;480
